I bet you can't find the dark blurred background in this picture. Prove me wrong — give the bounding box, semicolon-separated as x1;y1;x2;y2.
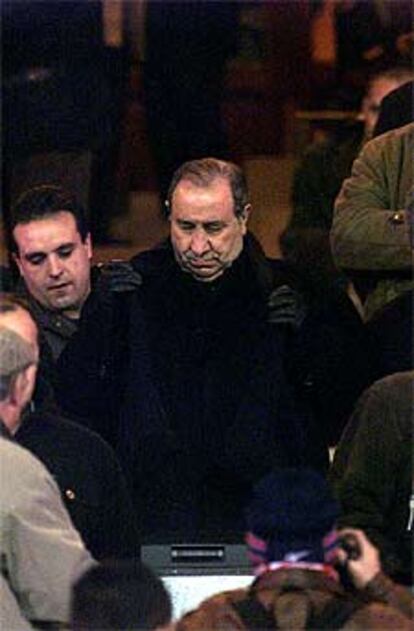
2;0;412;260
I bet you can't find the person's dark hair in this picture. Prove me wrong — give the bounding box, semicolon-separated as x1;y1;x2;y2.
373;80;414;137
71;560;172;630
368;65;414;89
165;157;249;218
9;184;89;254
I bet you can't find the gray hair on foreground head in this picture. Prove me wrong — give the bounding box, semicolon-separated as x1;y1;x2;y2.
165;157;249;218
0;328;37;401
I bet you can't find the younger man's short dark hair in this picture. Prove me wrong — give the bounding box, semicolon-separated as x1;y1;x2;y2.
9;184;89;254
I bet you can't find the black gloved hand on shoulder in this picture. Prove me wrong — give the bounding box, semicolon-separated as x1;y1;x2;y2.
95;260;143;293
81;260;143;321
267;284;307;330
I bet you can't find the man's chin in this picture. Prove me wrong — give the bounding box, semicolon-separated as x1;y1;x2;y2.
185;264;223;282
41;284;89;316
193;272;222;283
47;295;81;316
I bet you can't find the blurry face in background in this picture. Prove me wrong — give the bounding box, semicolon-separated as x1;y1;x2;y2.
170;177;250;282
13;211;92;319
362;76;412;139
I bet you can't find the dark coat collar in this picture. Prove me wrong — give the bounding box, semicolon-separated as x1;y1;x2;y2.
131;232;284;301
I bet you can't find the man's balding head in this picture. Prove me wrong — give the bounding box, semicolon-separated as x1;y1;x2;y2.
0;328;38;400
0;295;38;359
0;296;39;428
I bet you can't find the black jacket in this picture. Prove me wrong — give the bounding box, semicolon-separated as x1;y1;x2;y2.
57;236;327;540
15;409;140;560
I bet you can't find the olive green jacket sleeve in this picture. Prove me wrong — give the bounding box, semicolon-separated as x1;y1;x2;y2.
331;123;414;272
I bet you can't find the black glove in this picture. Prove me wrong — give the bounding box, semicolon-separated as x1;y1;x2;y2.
95;260;143;293
81;260;142;321
267;284;307;329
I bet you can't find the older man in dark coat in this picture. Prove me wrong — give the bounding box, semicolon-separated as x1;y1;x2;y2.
57;158;328;542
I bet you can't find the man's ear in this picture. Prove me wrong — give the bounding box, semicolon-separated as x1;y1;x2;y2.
84;232;93;259
12;365;37;408
239;203;252;234
9;371;24;406
12;252;24;277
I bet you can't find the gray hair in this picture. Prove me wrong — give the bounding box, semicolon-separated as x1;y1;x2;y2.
165;157;249;218
0;328;37;401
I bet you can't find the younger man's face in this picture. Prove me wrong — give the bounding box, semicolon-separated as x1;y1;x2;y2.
13;211;92;318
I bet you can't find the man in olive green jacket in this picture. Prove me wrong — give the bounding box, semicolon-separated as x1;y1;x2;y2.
331;371;413;585
331;123;413;321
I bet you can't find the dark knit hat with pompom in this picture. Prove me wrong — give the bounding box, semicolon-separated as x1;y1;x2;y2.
245;468;339;565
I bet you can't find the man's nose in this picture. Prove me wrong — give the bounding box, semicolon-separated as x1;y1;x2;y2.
47;255;64;278
190;229;210;256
